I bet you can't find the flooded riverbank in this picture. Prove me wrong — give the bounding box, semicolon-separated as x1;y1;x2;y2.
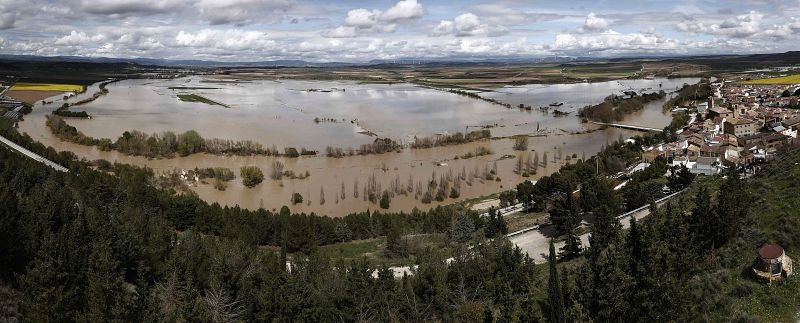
17;76;697;216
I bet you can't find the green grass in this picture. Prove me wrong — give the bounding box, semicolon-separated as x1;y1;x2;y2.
177;94;230;108
686;151;800;321
310;234;453;267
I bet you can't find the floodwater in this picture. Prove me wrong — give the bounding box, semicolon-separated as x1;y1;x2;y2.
17;76;699;216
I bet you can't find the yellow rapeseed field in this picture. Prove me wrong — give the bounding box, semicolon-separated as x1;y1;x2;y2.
742;74;800;85
10;82;85;92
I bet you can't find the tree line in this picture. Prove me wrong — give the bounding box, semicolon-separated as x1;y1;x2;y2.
579;91;666;123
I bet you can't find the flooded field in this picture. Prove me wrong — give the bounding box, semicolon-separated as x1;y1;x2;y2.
18;76;699;216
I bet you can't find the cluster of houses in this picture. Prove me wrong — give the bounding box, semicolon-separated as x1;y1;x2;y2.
642;81;799;175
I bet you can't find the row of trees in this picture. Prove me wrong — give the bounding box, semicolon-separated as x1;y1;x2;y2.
46;116;331;158
410;130;491;148
579;91;666;123
662;79;713;111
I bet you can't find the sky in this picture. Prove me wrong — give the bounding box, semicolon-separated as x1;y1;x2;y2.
0;0;799;62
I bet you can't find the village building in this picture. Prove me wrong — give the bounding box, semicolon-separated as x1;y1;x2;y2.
724;118;758;137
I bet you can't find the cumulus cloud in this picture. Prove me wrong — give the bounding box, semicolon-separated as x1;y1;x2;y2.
55;31;106;46
344;9;380;28
381;0;424;22
2;0;800;62
175;29;275;51
554;31;673;53
676;11;762;38
432;13;508;37
323;0;424;38
581;13;610;32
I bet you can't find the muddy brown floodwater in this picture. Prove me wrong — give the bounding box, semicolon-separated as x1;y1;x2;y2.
17;76;697;216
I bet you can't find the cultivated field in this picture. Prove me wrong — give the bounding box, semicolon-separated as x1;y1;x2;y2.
11;82;85;92
4;90;65;104
742;74;800;84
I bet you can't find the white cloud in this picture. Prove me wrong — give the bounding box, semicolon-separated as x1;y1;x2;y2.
323;0;424;38
381;0;424;22
676;11;762;38
344;9;380;28
55;31;106;46
582;13;610;32
432;13;508;37
175;29;274;51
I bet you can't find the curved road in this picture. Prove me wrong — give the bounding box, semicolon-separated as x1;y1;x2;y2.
0;134;69;172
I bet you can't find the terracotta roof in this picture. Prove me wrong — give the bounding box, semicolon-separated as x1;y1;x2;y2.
759;244;784;260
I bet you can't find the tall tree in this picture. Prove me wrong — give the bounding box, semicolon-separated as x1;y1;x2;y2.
516;180;535;211
548;241;565;323
560;229;583;260
715;169;751;246
588;205;620;258
550;192;580;233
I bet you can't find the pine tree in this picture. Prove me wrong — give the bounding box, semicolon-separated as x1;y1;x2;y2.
715;169;751;246
496;211;508;235
588;205;620;257
548;240;565;323
690;186;714;252
627;217;643;276
550;192;580;233
560;229;583;260
485;208;498;238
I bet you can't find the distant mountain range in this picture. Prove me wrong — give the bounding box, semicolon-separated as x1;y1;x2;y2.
0;51;798;68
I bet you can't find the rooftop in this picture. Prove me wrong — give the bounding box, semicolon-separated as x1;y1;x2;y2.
758;244;784;260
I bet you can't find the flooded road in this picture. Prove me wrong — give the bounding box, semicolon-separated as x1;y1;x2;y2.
17;76;697;216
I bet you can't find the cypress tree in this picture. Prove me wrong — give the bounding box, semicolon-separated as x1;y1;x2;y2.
627;217;642;276
548;240;565;323
588;205;620;259
485;207;498;238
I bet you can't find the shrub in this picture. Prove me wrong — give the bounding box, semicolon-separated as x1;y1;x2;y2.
292;193;304;205
380;190;391;209
240;166;264;188
513;136;528;151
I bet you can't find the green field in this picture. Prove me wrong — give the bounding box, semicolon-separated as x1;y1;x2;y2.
11;82;85;92
307;234;452;266
741;74;800;84
177;94;230;107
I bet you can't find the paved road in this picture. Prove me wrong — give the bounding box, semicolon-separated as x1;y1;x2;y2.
509;190;684;263
0;134;69;172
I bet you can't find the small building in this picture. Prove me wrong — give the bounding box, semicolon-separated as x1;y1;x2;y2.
753;244;793;284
